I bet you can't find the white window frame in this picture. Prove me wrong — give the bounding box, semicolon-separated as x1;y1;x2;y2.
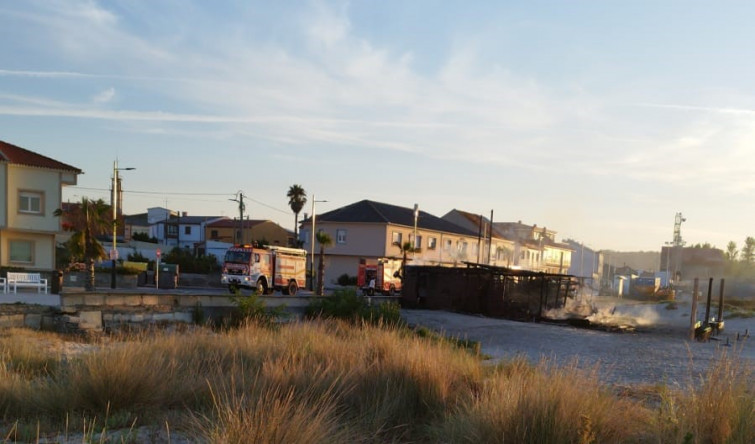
9;239;34;264
392;231;403;245
336;229;347;244
414;235;422;250
18;190;44;215
428;237;437;250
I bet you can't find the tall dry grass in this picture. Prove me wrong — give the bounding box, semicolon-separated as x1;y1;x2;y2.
655;351;754;444
432;357;652;443
0;321;752;443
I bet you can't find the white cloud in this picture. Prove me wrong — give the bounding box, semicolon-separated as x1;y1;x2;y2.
92;87;115;104
4;0;754;201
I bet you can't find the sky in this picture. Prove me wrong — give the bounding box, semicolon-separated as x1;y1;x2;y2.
1;0;754;252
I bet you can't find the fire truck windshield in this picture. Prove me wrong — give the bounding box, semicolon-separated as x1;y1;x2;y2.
224;250;252;264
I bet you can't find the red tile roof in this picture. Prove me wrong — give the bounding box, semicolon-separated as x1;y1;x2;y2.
0;140;82;173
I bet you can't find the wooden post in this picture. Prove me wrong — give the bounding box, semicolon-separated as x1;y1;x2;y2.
704;277;713;326
690;278;699;340
538;274;546;320
717;278;725;323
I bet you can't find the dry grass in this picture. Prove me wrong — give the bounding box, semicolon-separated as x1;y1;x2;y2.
432;357;652;443
655;352;754;444
0;322;752;443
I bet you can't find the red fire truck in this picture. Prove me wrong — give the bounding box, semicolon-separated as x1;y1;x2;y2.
357;258;402;296
221;245;307;296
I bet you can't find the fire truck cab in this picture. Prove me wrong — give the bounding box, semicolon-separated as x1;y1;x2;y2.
221;245;307;296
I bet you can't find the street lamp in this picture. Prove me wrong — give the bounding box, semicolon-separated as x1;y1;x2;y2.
111;160;135;289
413;203;419;260
309;194;328;291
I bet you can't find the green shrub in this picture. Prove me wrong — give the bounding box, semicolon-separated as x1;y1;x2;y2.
131;232;158;243
305;289;404;327
226;289;287;327
126;250;150;263
162;247;219;274
336;273;357;286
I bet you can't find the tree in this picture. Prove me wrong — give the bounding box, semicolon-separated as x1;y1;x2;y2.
725;241;738;262
741;237;755;264
393;240;419;281
316;231;332;296
54;198;111;291
287;184;307;246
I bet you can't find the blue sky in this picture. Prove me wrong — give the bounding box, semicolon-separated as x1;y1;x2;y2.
1;0;754;252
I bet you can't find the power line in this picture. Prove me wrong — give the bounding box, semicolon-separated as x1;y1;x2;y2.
68;186;291;215
70;186;229;196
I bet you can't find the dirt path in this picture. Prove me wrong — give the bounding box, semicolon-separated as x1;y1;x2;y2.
401;295;754;386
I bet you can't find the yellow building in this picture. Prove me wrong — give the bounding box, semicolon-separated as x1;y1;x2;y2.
205;218;294;247
0;140;81;270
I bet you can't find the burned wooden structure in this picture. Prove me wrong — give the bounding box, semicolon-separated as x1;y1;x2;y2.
402;263;579;321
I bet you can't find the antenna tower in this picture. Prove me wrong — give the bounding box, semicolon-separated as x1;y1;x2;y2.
672;212;686;247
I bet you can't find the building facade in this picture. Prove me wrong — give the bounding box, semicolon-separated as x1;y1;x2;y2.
300;200;479;286
205;218;294;247
0;140;81;270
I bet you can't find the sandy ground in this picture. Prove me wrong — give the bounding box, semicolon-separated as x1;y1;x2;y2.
401;293;754;387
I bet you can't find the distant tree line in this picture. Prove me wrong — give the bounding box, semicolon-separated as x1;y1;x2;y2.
720;237;755;278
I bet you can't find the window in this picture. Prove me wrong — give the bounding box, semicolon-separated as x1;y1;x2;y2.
9;240;33;263
428;237;437;250
414;235;422;250
184;226;191;235
444;239;452;250
336;229;347;244
18;191;43;215
457;241;468;254
496;247;507;261
211;230;219;239
392;232;403;245
167;225;178;236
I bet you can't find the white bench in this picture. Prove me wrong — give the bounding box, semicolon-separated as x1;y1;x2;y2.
7;272;48;294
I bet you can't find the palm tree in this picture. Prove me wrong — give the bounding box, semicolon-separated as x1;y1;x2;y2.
286;184;307;246
316;231;333;296
54;198;111;291
393;240;418;281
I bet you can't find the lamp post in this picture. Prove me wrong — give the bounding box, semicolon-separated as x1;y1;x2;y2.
309;194;328;291
413;203;419;260
111;160;135;289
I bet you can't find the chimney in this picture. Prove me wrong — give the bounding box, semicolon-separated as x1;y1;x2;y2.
182;211;188;217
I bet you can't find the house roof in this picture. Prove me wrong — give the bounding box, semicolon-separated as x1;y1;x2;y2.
172;215;224;225
206;218;274;229
0;140;82;173
445;209;513;241
124;213;149;226
312;200;478;236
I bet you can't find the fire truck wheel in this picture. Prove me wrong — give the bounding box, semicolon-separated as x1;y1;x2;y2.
255;279;267;295
287;281;298;296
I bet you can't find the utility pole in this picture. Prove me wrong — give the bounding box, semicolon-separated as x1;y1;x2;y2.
229;191;246;244
111;160;135;289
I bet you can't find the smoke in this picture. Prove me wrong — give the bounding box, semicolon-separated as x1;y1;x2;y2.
588;304;661;327
544;291;663;328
